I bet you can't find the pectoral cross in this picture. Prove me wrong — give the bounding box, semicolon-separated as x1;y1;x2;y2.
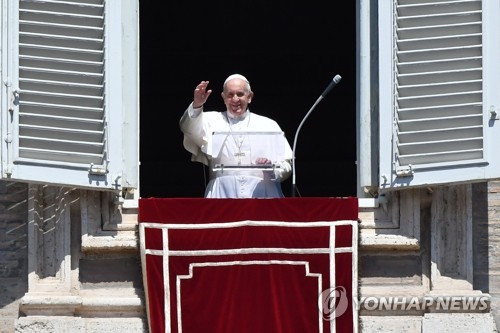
234;151;245;165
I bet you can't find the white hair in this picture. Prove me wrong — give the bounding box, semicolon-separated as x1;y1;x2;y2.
223;74;251;91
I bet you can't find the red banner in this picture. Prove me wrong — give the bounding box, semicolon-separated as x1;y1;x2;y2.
139;197;359;333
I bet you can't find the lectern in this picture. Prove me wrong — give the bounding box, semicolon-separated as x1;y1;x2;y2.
209;131;288;172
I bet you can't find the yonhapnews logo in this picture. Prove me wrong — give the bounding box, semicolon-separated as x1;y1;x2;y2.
359;295;489;311
318;287;489;320
318;287;350;320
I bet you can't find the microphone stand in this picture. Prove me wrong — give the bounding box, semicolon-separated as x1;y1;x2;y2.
291;98;323;197
291;75;342;197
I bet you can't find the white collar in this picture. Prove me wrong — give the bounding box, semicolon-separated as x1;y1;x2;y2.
225;110;249;122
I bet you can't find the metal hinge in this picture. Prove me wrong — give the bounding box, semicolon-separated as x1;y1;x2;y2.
396;164;413;177
88;163;108;175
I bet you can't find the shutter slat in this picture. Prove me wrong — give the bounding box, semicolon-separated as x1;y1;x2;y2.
398;91;482;108
20;124;104;142
398;68;482;85
397;45;481;62
398;150;483;165
398;126;483;142
397;11;482;28
19;20;103;39
19;68;103;85
19;103;103;119
398;80;482;97
20;78;103;95
19;44;103;62
398;22;481;39
398;34;481;51
19;113;104;131
398;57;481;74
398;103;482;120
399;137;483;154
399;115;482;130
20;92;103;109
19;66;103;78
20;33;103;50
19;137;104;155
17;149;104;165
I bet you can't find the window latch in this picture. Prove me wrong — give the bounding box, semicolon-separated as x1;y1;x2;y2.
490;106;499;120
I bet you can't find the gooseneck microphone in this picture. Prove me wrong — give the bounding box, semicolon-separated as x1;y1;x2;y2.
321;74;342;98
291;75;342;197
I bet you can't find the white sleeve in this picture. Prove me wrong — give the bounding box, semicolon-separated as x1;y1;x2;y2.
179;103;209;165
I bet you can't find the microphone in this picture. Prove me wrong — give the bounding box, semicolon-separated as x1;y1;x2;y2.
291;75;342;197
321;74;342;98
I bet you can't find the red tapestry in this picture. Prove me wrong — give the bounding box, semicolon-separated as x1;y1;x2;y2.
139;197;359;333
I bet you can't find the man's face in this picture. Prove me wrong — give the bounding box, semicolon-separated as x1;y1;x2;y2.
221;79;253;118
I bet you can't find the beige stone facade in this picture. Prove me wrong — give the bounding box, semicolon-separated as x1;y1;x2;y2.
1;181;500;332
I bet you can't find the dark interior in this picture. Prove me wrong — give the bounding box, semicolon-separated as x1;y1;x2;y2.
139;1;357;198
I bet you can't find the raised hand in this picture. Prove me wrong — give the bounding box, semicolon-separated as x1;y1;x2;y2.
193;81;212;108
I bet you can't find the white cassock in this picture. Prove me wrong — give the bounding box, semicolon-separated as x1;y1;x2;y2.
180;103;293;198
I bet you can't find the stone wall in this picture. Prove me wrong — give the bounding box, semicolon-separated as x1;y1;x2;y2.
0;182;28;333
484;181;500;330
0;184;146;333
1;181;500;332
